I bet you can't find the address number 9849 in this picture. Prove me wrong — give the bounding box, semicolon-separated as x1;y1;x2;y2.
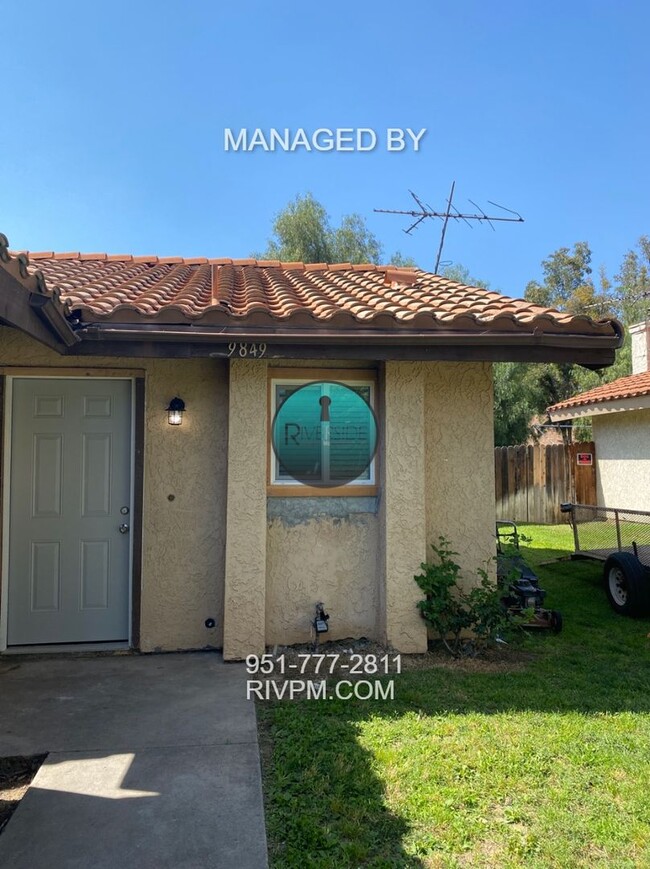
227;342;267;358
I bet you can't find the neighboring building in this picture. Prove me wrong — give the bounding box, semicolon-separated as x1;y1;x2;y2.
548;321;650;512
0;236;621;658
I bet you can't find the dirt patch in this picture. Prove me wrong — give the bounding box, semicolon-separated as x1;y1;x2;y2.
401;643;536;674
0;755;47;835
266;637;534;679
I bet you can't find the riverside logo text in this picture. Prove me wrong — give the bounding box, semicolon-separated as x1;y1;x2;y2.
223;127;427;152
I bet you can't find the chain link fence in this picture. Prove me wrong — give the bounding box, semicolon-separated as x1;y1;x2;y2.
562;503;650;568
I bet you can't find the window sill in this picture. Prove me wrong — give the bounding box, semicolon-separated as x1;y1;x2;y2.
267;484;379;498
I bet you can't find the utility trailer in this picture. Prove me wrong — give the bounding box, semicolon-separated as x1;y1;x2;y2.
561;502;650;617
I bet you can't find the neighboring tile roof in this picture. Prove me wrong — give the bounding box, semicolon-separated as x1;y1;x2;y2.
6;249;619;336
548;371;650;413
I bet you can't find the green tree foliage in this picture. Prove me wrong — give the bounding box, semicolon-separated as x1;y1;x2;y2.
615;236;650;325
524;241;614;318
505;241;628;444
257;193;331;263
388;250;418;268
493;363;543;446
442;246;640;444
447;244;635;445
256;193;417;266
441;263;489;288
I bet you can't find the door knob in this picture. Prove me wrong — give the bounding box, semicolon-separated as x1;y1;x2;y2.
119;524;130;534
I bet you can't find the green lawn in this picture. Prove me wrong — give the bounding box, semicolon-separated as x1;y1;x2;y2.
258;523;650;868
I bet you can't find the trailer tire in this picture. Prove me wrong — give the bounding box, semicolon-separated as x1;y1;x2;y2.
603;553;650;617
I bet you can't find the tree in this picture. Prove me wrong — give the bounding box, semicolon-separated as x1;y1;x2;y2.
524;241;615;318
389;250;418;268
615;236;650;325
441;263;490;288
255;193;417;266
449;247;629;445
517;242;622;440
493;363;543;446
330;214;382;265
256;193;332;263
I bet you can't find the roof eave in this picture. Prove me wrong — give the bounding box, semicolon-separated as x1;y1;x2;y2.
0;268;78;353
28;292;81;348
68;321;621;365
549;393;650;422
0;237;80;350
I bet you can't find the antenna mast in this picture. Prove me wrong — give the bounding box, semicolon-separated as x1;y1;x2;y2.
374;182;524;273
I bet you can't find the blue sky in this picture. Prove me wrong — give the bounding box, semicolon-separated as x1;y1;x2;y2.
1;0;648;296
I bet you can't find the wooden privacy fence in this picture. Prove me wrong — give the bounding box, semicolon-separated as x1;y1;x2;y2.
495;442;597;524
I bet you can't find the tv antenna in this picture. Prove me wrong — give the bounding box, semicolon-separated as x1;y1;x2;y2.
374;181;524;273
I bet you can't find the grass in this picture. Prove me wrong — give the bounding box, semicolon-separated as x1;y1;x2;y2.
257;523;650;868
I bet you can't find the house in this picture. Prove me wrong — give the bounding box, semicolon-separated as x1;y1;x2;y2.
0;234;622;659
548;321;650;512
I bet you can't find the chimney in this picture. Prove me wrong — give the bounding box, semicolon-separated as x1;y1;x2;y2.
629;321;650;374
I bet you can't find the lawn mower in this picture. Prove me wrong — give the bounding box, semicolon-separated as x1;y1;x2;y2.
496;521;563;633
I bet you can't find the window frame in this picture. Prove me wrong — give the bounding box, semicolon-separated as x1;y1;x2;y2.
267;368;379;497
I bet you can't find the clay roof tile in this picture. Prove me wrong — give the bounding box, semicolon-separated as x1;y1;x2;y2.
549;371;650;413
3;248;619;340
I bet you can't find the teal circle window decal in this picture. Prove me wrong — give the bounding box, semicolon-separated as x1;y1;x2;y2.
271;381;378;487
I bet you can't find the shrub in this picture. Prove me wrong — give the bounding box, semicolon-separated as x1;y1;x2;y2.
414;537;515;657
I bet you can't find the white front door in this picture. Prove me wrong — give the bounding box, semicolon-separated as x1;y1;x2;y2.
7;378;132;645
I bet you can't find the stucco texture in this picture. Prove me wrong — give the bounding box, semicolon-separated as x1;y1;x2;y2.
424;362;496;589
1;331;498;658
264;360;381;648
380;362;429;652
630;322;649;375
222;359;268;660
0;327;228;652
260;361;496;656
266;511;379;646
593;410;650;511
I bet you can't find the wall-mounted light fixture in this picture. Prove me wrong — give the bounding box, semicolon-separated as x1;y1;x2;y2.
166;397;185;426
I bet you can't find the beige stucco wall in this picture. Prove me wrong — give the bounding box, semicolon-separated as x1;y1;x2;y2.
424;362;496;588
138;357;228;652
0;327;228;652
630;321;650;375
222;359;268;660
263;361;496;655
266;511;379;645
263;360;381;648
380;362;428;652
1;329;498;658
593;410;650;511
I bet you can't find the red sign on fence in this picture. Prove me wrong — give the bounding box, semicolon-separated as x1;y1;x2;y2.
576;453;593;466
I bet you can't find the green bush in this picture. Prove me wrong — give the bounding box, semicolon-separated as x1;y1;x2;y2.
414;537;515;657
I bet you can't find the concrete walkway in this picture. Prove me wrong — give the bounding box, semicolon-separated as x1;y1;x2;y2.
0;652;268;869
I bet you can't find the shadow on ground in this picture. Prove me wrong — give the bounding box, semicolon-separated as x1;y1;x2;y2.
0;653;268;869
259;546;650;867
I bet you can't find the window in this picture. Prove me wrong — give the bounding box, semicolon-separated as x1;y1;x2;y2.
268;370;378;495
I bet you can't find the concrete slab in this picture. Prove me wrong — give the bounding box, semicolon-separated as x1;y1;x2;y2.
0;653;268;869
0;652;257;755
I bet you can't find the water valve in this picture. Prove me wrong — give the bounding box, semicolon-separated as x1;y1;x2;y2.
314;603;329;634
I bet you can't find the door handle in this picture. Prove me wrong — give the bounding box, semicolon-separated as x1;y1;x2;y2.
119;523;130;534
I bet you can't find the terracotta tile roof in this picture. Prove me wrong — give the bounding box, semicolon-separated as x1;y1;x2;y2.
4;248;619;337
548;371;650;414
